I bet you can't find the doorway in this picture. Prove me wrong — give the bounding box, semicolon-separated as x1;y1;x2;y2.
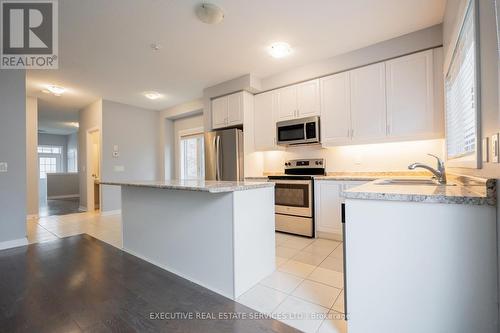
86;128;101;211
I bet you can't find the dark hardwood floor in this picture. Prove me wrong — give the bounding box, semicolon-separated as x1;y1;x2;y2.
39;198;83;217
0;235;298;333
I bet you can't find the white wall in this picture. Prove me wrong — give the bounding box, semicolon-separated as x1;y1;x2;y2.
26;97;38;217
100;100;159;212
173;114;204;179
0;70;27;247
78;100;102;210
261;24;442;91
158;99;204;180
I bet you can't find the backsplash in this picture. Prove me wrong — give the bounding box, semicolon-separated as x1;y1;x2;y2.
262;139;445;173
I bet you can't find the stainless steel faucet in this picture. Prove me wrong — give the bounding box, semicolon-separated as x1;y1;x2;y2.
408;154;447;184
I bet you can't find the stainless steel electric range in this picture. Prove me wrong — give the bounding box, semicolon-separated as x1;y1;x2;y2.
268;158;325;237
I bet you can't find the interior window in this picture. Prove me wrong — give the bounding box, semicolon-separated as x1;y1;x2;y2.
38;145;63;178
180;134;205;180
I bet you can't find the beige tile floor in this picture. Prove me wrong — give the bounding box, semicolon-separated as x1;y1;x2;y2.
26;211;122;248
237;233;347;333
27;214;346;333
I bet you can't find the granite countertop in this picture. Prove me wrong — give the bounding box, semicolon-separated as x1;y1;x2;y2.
100;180;274;193
342;175;496;206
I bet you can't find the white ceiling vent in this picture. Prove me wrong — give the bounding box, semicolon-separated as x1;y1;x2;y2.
195;3;224;25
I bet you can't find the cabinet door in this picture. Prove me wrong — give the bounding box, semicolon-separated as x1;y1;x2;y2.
277;85;297;121
254;91;278;150
297;79;320;117
227;92;243;126
212;96;228;129
320;73;351;145
315;181;343;235
386;50;434;138
350;63;387;140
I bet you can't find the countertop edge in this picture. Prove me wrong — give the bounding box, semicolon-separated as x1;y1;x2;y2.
99;181;275;193
343;190;493;206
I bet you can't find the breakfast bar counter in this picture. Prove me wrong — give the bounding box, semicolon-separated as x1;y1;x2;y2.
101;180;275;300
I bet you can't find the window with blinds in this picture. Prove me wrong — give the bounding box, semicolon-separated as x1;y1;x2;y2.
445;0;478;161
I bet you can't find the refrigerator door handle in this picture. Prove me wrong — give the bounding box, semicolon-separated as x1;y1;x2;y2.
215;135;221;181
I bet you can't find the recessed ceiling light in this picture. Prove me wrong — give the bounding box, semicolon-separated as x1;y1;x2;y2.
43;85;66;96
195;3;224;24
268;42;292;59
143;91;163;100
150;42;162;51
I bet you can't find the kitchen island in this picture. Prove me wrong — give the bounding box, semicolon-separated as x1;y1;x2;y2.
100;180;275;300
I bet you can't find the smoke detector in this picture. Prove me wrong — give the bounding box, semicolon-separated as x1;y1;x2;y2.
195;3;224;24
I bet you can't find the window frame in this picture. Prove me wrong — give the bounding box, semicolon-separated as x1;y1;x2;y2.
38;145;64;178
444;0;482;169
178;127;205;180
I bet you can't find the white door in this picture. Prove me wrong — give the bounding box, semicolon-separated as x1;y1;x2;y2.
386;49;434;138
211;96;228;129
277;85;297;121
254;91;278;150
227;92;243;126
315;181;343;236
350;62;387;141
297;79;320;117
320;73;351;145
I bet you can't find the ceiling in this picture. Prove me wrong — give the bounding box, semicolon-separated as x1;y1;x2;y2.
27;0;446;112
38;100;79;135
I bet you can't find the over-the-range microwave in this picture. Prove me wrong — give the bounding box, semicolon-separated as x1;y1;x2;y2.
276;116;320;146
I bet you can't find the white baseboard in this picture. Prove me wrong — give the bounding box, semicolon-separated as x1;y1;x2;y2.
79;205;87;212
0;237;28;251
47;194;80;199
100;209;121;216
26;214;39;220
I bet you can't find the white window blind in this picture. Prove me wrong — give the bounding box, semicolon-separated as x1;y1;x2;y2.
445;1;477;160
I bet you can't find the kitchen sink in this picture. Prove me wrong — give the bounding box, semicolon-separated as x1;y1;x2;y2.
377;179;457;186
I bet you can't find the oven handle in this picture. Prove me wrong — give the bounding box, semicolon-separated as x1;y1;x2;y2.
269;179;312;185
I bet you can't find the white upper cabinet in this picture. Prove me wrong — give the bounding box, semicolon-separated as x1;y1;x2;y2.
227;93;243;126
211;96;228;129
386;49;434;139
297;80;320;117
277;85;297;121
211;92;244;129
350;62;387;141
277;79;320;121
320;72;351;145
254;91;280;150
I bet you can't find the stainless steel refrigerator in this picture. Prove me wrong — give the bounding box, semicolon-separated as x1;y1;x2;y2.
204;128;244;181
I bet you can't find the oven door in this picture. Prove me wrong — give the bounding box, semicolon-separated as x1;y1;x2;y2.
272;179;312;217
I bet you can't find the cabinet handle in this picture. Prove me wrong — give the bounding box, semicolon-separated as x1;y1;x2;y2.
387;124;391;135
351;129;354;137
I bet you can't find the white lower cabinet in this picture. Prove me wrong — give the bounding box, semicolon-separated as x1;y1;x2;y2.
315;180;367;238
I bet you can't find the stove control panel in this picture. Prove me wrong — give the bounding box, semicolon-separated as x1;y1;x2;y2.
284;159;324;169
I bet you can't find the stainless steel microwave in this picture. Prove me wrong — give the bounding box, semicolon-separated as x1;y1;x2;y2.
276;116;320;146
